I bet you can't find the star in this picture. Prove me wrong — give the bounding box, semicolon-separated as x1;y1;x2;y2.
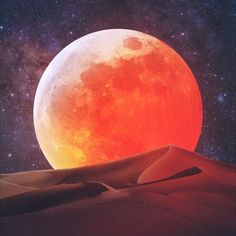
217;93;227;103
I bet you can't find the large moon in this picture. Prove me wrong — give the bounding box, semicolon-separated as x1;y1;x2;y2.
34;29;203;169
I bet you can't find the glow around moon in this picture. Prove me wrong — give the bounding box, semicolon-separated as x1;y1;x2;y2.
34;29;203;169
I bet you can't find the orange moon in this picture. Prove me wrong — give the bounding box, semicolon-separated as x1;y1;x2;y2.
34;29;203;169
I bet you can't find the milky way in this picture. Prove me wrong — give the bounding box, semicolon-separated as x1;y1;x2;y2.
0;0;235;173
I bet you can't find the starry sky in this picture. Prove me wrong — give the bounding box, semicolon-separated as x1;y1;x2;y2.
0;0;235;173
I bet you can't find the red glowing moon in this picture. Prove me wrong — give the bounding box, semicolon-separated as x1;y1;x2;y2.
34;29;203;169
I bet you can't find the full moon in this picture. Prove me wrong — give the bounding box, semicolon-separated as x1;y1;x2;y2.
34;29;202;169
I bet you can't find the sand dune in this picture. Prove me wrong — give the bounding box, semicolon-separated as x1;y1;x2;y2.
1;146;169;188
138;146;235;185
0;145;235;236
0;180;35;200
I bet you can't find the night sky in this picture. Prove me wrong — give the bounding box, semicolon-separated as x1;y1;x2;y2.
0;0;235;173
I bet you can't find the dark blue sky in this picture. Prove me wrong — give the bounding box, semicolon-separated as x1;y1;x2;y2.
0;0;235;173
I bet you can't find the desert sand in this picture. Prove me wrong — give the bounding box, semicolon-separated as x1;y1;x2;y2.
0;145;235;236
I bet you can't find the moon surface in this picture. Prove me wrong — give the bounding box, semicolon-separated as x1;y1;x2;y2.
34;29;203;169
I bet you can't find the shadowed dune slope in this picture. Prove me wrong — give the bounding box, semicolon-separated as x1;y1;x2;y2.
0;182;121;217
